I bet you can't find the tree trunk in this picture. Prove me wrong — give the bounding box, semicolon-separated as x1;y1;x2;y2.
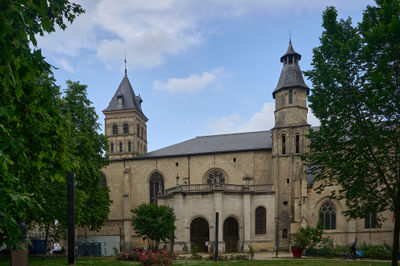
392;209;400;266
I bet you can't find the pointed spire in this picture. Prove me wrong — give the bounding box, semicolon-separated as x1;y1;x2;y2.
273;39;309;99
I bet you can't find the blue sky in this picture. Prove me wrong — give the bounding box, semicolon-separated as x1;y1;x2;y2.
38;0;373;152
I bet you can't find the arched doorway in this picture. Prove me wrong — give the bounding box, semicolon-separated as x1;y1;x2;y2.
223;217;239;252
190;218;209;252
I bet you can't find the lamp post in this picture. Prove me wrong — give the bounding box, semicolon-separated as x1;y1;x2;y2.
275;217;279;258
67;172;75;264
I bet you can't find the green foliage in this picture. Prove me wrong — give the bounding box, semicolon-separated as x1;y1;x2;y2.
62;81;111;231
290;231;309;250
0;0;83;249
300;222;324;249
320;237;334;250
131;204;176;251
358;242;392;260
34;81;111;243
303;1;400;264
248;244;254;260
291;223;324;250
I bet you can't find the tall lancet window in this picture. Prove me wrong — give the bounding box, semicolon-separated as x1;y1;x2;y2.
149;172;164;203
295;134;300;154
281;135;286;155
289;89;293;104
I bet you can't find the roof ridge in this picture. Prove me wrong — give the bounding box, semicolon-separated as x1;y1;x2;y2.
196;130;270;139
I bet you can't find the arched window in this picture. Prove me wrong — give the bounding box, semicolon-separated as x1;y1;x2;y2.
281;135;286;155
123;123;129;134
128;141;132;152
110;143;114;153
255;207;266;234
141;128;144;139
289;89;293;104
205;169;226;184
112;124;118;135
319;201;336;230
149;172;164;203
137;124;140;137
295;134;300;154
119;142;123;152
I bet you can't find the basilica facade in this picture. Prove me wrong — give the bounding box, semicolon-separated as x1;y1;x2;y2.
79;41;394;254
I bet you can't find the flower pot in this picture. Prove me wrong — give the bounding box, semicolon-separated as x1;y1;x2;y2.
291;247;303;258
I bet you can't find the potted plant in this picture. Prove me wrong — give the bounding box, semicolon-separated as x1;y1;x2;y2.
290;223;323;258
290;231;309;258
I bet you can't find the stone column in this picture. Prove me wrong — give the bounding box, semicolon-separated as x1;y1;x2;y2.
243;193;251;251
122;167;132;251
173;193;186;252
213;191;224;252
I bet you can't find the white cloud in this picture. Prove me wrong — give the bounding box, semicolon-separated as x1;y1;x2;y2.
207;102;320;134
153;67;224;94
36;0;372;69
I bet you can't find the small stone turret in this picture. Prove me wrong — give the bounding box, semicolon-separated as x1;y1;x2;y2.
273;40;309;128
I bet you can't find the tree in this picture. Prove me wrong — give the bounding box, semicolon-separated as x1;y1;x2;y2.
34;81;111;254
62;81;111;232
304;1;400;265
0;0;83;249
131;204;176;251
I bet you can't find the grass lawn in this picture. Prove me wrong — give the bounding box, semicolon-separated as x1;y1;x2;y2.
0;257;392;265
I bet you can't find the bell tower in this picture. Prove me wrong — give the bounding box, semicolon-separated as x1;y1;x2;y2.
103;69;148;159
271;40;310;249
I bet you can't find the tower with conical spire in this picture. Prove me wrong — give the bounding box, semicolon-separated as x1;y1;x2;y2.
272;40;310;249
103;65;148;159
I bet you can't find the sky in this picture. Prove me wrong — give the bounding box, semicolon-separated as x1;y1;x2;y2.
38;0;374;152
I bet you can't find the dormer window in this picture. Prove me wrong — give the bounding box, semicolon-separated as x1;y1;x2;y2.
117;95;123;105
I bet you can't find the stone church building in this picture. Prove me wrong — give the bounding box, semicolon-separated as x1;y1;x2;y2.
79;41;394;254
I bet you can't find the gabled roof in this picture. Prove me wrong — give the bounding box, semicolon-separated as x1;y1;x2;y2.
103;74;147;120
136;130;272;159
273;41;310;98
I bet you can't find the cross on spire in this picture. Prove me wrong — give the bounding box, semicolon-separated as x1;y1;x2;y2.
124;50;127;76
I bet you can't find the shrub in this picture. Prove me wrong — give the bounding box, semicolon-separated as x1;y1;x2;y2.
358;242;392;260
248;244;254;260
190;245;202;260
118;249;176;265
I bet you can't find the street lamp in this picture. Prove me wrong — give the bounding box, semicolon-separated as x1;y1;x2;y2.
67;172;76;265
274;217;280;258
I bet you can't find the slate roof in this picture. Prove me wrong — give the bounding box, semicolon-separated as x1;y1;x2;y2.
273;41;310;98
103;74;147;120
136;130;272;159
280;40;301;61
